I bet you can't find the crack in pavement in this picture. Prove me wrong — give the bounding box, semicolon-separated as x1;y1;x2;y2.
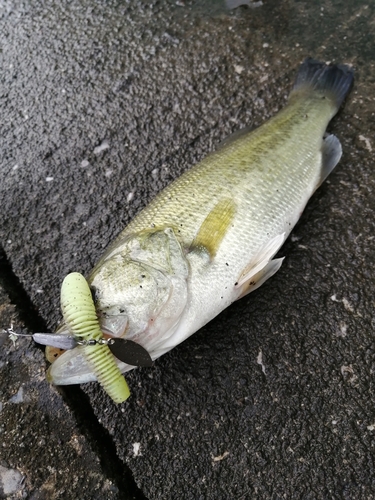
0;244;147;500
0;246;48;334
58;384;148;500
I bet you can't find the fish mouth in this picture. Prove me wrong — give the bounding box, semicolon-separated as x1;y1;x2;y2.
98;313;129;339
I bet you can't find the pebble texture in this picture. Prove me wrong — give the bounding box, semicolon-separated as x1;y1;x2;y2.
1;0;375;498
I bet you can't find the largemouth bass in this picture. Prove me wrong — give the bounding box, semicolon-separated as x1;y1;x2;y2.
48;58;353;386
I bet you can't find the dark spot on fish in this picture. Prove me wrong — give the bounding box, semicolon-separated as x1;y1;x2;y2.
250;281;256;286
226;262;229;266
234;282;238;286
120;309;125;313
141;275;146;278
140;285;143;288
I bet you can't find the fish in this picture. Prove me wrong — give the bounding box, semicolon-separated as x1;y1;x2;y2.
48;58;354;386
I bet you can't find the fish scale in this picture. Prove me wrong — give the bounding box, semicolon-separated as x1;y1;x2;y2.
115;104;327;245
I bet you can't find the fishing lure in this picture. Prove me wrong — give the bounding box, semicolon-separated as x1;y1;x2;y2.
5;273;153;404
51;272;131;403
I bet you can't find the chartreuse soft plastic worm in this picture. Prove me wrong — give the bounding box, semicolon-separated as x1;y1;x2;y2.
59;272;130;403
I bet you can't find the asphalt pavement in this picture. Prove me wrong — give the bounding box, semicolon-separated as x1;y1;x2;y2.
1;0;375;498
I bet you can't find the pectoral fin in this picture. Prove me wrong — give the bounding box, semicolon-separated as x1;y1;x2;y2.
47;347;135;385
191;198;236;258
47;348;98;384
236;257;284;300
235;233;285;288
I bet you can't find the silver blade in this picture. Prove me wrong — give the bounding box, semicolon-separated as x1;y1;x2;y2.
33;333;78;350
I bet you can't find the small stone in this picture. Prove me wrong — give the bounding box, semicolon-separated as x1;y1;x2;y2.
9;386;25;404
0;465;24;495
234;65;244;74
94;141;110;155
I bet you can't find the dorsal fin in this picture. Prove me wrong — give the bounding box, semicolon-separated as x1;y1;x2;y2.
216;124;255;151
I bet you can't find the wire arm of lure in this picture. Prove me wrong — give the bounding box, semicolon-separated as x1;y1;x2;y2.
4;328;78;350
5;328;153;368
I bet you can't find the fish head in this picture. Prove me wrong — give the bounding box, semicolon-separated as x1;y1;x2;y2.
48;228;190;383
90;253;188;352
90;228;189;351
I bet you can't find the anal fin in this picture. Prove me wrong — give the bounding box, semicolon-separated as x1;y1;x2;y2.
236;258;284;300
235;233;285;288
317;134;342;188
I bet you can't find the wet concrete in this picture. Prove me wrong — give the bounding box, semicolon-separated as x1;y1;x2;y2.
1;0;375;498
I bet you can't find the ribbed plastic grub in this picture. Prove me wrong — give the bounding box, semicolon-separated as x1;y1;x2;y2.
60;272;130;403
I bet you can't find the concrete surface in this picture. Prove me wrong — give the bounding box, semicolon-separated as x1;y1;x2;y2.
1;0;375;498
0;277;144;498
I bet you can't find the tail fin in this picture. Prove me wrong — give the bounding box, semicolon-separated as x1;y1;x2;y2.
290;58;354;110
